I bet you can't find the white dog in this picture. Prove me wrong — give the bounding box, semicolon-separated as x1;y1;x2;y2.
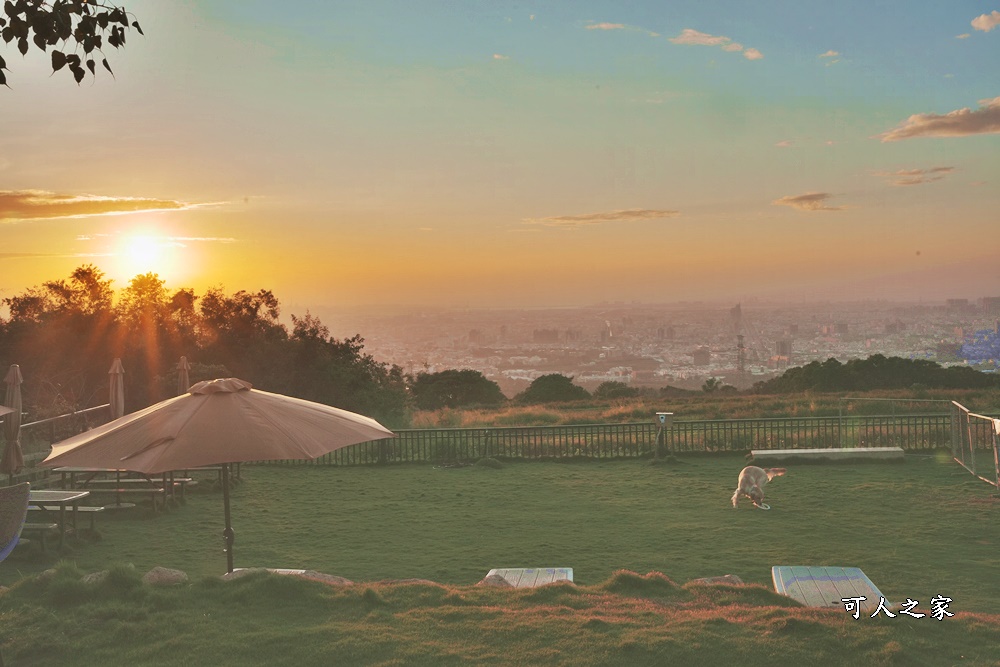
731;466;786;509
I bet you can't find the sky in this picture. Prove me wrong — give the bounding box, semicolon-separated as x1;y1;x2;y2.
2;1;999;312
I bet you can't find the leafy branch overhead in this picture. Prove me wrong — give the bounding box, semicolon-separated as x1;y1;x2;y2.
0;0;142;86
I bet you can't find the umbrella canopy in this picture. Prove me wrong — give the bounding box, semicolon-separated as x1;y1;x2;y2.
1;365;24;478
109;358;125;420
42;377;395;572
177;356;191;396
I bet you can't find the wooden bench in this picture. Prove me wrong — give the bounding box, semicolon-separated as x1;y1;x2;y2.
751;447;905;464
21;522;59;552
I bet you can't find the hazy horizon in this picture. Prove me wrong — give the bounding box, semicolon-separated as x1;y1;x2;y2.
2;2;998;311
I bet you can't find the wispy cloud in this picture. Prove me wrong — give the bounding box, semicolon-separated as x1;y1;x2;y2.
771;193;844;212
818;49;840;65
956;33;971;39
492;53;509;60
878;96;1000;141
524;209;680;228
585;21;659;37
775;140;795;148
587;22;625;31
670;28;729;46
669;28;762;60
971;10;1000;32
874;166;955;186
0;190;206;222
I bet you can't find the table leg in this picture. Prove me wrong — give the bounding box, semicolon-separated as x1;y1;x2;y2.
58;504;66;549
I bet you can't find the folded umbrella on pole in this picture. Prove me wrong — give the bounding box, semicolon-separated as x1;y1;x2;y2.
1;365;24;479
109;358;125;420
43;378;395;572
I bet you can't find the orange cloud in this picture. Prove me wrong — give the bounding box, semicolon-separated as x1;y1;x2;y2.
971;10;1000;32
0;190;199;222
524;208;680;228
878;96;1000;141
771;192;844;212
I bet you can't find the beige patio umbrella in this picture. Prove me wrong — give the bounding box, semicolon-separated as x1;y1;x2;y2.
42;377;394;573
109;358;125;420
1;365;24;479
176;356;191;396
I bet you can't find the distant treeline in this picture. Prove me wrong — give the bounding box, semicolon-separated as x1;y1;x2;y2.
750;354;999;394
0;266;408;426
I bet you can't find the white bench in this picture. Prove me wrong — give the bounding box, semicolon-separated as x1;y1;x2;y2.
751;447;905;464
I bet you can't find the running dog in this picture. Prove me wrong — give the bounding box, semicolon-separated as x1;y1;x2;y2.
731;465;786;508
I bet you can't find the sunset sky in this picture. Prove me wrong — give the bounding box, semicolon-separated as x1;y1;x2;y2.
2;1;999;312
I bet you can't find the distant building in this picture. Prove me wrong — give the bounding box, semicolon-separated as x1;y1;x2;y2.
533;329;559;343
775;339;793;357
692;347;711;365
981;297;1000;316
835;322;849;335
936;342;963;362
884;320;905;335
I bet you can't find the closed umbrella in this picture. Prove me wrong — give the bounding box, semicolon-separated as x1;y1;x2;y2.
177;356;191;396
42;377;394;573
109;358;125;420
1;365;24;479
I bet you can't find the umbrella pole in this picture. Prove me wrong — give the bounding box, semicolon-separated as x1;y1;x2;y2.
222;462;235;574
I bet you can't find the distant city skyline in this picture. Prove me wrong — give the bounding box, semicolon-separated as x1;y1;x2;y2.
2;2;999;310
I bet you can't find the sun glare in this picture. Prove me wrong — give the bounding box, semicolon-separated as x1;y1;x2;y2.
114;233;177;282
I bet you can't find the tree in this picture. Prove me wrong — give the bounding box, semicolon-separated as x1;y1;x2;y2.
410;369;506;411
516;374;590;404
594;380;639;400
1;0;142;86
0;265;117;415
702;377;723;393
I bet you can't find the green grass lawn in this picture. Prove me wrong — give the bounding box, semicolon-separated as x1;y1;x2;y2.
2;453;999;665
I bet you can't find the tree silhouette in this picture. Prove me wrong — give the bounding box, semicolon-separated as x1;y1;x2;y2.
1;0;143;86
410;369;506;410
517;374;590;404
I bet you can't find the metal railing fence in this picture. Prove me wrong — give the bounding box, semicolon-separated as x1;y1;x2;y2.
283;413;956;467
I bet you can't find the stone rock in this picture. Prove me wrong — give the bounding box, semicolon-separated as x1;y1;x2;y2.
296;571;354;586
82;570;109;585
37;569;58;583
476;574;514;587
142;567;189;586
688;574;744;586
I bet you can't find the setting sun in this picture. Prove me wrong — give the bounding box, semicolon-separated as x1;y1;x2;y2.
113;233;177;283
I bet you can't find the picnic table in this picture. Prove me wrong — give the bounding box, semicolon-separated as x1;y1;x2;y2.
54;467;195;511
27;489;90;550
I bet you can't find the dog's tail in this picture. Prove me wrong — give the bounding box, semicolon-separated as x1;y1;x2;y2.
731;487;741;508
